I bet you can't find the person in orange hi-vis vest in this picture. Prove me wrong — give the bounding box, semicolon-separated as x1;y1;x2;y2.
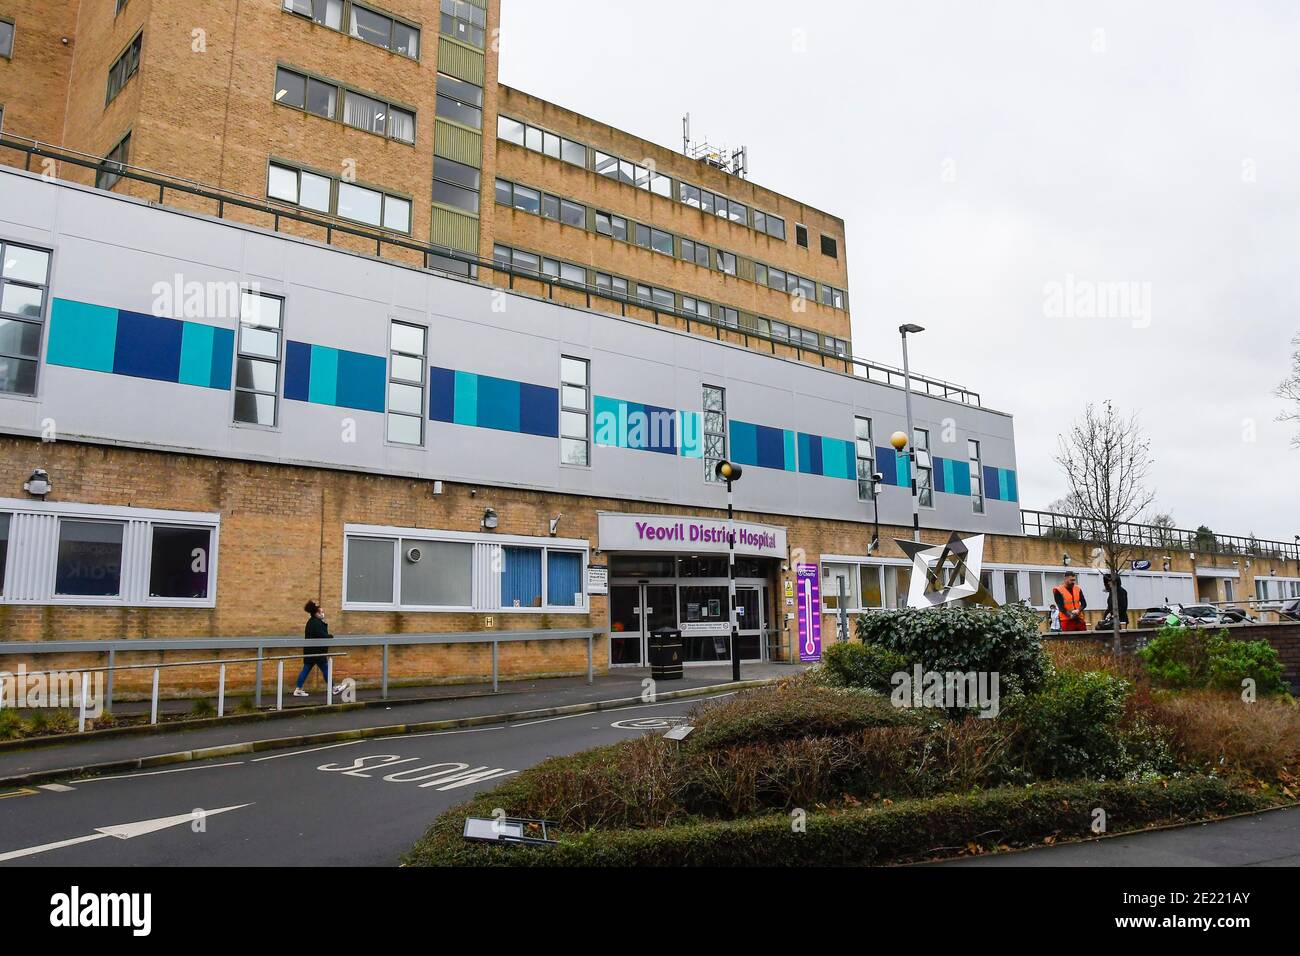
1052;572;1089;633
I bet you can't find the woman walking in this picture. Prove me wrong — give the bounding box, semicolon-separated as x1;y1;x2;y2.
294;600;343;698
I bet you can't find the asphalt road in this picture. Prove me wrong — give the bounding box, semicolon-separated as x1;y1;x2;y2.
0;693;731;867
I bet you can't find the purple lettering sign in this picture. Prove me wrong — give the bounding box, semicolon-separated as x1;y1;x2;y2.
797;564;822;663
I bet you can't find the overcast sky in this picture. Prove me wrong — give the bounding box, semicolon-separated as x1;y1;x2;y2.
498;0;1299;542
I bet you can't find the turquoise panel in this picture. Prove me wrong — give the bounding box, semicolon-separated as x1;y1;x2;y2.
46;299;118;373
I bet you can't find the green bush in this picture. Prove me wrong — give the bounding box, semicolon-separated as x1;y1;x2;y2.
819;641;910;692
1140;626;1287;696
856;604;1050;697
1006;670;1134;779
405;777;1265;868
0;709;23;741
685;683;911;751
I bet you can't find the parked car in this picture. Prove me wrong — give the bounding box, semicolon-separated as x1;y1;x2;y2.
1218;606;1258;625
1138;607;1181;628
1178;604;1232;626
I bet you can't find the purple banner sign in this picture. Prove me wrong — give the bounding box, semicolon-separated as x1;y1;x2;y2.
797;563;822;663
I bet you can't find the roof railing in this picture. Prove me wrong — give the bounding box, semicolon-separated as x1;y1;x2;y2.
0;133;982;408
1020;509;1300;562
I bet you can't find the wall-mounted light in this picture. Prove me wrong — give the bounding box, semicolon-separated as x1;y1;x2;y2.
548;514;563;537
1162;556;1172;572
1271;569;1277;577
24;469;52;498
1062;553;1072;567
481;508;499;531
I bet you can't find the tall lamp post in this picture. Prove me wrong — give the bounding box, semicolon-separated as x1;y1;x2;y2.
899;324;926;542
867;471;885;554
715;460;744;682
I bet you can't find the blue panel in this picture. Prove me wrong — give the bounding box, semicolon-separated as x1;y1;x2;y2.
756;424;787;470
477;375;521;432
178;322;214;388
429;366;456;423
519;382;559;437
797;433;813;474
825;438;854;480
933;457;949;494
640;402;677;455
876;445;898;485
113;310;183;383
730;421;758;466
984;466;1000;501
209;327;235;391
335;350;385;412
284;341;312;401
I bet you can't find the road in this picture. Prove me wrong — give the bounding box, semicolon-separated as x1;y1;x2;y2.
0;694;726;867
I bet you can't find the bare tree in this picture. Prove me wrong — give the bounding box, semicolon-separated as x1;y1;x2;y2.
1054;401;1157;653
1280;335;1300;447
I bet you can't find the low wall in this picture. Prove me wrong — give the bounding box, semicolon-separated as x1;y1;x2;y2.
1054;623;1300;691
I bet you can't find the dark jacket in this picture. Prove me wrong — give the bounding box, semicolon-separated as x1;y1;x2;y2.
305;616;331;658
1107;585;1129;621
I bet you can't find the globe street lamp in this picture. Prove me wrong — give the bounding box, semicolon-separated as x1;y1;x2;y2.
898;325;926;542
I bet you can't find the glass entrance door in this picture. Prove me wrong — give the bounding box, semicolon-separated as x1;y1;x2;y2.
609;584;676;666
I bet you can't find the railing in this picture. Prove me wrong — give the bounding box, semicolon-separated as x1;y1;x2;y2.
0;133;982;407
0;630;602;718
1021;510;1300;562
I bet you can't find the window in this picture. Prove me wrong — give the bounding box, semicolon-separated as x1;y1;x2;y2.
822;564;858;611
267;161;332;212
763;212;786;240
149;526;213;600
1029;573;1045;608
106;32;142;105
683;297;711;319
715;250;737;275
501;546;542;608
634;224;673;256
342;88;414;142
387;321;426;446
595;152;671;196
497;115;585;166
681;239;710;268
55;521;124;597
436;73;482;129
0;241;51;397
636;285;674;309
345;537;395;604
719;307;740;328
855;417;875;501
283;0;343;30
274;67;337;119
336;180;410;231
556;197;585;228
821;285;847;310
821;234;839;258
349;3;420;57
440;0;486;48
0;18;12;59
703;385;727;482
770;320;789;342
403;539;473;607
885;565;912;608
767;267;786;291
0;513;8;595
1003;571;1021;605
595;273;627;296
914;428;933;508
560;356;590;467
234;292;283;427
969;439;985;515
547;551;583;607
595;211;628;242
432;156;480;214
795;224;808;248
859;566;884;609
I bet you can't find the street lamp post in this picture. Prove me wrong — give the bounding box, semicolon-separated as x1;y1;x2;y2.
899;324;926;543
868;471;885;555
715;460;744;682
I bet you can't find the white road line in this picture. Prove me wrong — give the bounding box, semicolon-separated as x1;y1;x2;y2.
252;740;365;762
399;725;507;741
76;761;245;783
510;692;737;729
38;784;75;793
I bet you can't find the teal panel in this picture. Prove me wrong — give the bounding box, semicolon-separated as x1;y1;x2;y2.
178;322;215;387
593;396;626;448
47;299;118;372
678;411;703;458
308;345;339;406
783;430;797;472
453;371;479;426
825;438;853;480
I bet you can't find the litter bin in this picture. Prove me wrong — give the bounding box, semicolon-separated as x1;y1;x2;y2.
649;627;683;681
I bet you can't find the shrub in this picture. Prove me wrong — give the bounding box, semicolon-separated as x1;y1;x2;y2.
190;698;216;718
819;641;910;692
856;604;1050;696
1046;638;1147;682
1140;691;1300;776
1140;626;1288;696
1006;670;1134;779
0;709;23;741
405;778;1266;868
685;683;910;751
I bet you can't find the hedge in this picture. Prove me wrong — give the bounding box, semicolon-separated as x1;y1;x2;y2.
404;777;1266;868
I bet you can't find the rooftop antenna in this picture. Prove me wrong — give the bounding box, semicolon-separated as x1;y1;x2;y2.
682;113;749;179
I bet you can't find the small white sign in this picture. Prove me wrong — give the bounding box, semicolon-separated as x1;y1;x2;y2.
587;565;609;595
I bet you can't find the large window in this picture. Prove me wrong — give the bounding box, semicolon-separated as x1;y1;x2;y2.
595;211;628;242
149;526;213;599
560;356;590;467
681;238;710;268
95;132;131;191
106;32;142;105
283;0;343;30
339;180;411;232
497;178;582;225
234;291;283;427
349;3;420;57
634;224;673;256
497;115;586;166
387;321;426;446
433;156;481;214
55;521;125;597
275;66;414;143
435;73;482;129
594;152;671;196
0;19;13;59
440;0;486;48
753;210;786;240
969;439;985;515
854;564;912;610
680;183;746;225
914;428;934;508
343;88;415;142
268;161;332;213
275;67;337;120
855;417;875;501
703;385;727;482
344;530;587;612
0;241;50;397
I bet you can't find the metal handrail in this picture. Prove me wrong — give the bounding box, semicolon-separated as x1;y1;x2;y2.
0;133;983;407
1020;509;1300;562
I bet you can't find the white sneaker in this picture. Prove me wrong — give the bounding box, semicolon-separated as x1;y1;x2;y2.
293;689;309;698
333;683;347;695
